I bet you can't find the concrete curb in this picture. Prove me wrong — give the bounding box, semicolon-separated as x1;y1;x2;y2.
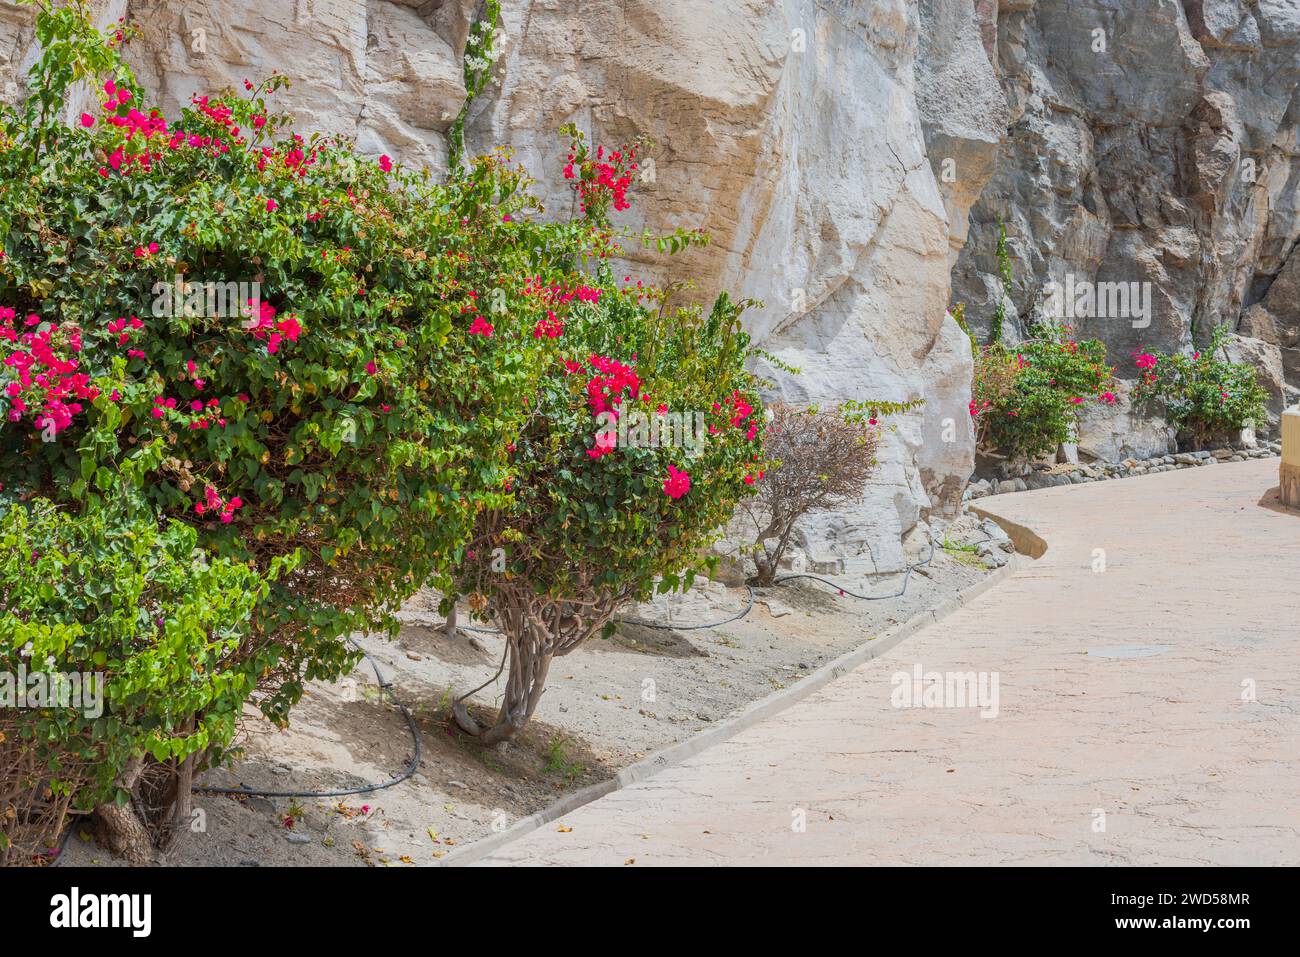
440;530;1031;867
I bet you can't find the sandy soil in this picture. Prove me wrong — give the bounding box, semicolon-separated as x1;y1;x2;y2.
60;516;994;867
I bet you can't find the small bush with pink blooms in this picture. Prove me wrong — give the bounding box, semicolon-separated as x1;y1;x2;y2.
448;126;766;745
970;330;1115;464
1131;326;1269;448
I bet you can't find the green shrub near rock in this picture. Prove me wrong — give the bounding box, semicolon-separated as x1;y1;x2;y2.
1132;327;1269;449
971;331;1116;464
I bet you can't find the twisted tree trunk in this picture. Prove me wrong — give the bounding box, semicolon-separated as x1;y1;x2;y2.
454;587;622;745
93;756;152;865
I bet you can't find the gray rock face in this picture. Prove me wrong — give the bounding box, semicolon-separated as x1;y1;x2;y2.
468;0;1001;575
1075;381;1178;462
951;0;1300;419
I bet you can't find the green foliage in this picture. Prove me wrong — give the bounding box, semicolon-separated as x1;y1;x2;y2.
839;396;924;427
448;0;502;171
542;736;584;784
0;496;276;814
1132;327;1269;446
951;301;978;355
973;333;1115;463
989;221;1013;344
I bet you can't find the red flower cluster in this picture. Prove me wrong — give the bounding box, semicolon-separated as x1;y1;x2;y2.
563;143;638;218
710;390;759;440
1133;352;1157;371
1;309;97;435
106;315;145;346
245;299;301;355
521;280;604;340
587;429;617;460
585;354;641;416
532;311;564;339
194;484;242;524
662;464;690;499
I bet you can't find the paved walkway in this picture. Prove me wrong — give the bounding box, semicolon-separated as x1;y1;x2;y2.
477;459;1300;866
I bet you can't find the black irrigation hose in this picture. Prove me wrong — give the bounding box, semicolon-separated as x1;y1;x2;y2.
619;536;955;631
619;585;756;632
191;639;421;800
772;539;937;601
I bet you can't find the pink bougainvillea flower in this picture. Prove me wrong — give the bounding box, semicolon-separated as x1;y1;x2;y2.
80;112;95;127
365;360;378;375
587;429;617;459
532;311;564;339
1133;352;1158;371
662;465;691;500
468;316;494;337
378;154;393;173
266;199;278;212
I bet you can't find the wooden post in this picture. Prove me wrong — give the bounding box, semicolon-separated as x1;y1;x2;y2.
1282;408;1300;509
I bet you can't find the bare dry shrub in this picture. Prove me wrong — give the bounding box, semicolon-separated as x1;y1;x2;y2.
740;405;879;585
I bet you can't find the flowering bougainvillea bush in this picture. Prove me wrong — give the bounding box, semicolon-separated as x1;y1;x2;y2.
446;129;766;745
971;329;1115;463
1131;326;1268;449
1;2;618;716
0;495;278;865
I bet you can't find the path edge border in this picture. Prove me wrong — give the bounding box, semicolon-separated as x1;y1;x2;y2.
440;524;1032;867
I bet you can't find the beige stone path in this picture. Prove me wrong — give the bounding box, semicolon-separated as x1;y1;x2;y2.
477;459;1300;866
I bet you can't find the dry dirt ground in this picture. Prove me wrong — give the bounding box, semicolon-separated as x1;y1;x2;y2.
61;518;994;867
